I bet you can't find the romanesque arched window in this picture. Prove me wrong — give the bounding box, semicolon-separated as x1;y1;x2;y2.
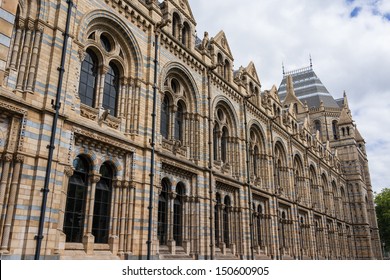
332;120;339;140
223;196;231;247
158;179;169;245
293;155;306;204
160;95;170;139
78;30;130;119
314;120;322;137
64;156;89;242
224;59;230;81
79;49;98;107
103;62;120;116
221;127;228;163
217;53;223;76
257;204;263;246
182;22;191;47
213;123;219;161
172;13;181;39
173;183;185;246
215;193;222;246
92;162;114;244
309;166;319;209
174;101;185;141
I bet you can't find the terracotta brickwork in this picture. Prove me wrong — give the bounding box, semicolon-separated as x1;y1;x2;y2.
0;0;382;260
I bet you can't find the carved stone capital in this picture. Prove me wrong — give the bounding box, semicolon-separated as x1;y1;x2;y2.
15;154;24;163
3;153;13;162
169;192;177;199
123;181;130;188
64;166;74;177
90;174;101;184
78;49;86;62
17;18;26;29
27;18;35;31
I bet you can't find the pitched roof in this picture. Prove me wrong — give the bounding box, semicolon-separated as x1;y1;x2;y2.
278;66;340;109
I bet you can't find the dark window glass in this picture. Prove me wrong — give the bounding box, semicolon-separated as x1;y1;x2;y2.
332;121;338;140
215;193;221;246
221;127;228;162
103;63;119;116
223;196;231;247
92;163;113;244
100;34;112;52
257;205;262;245
173;184;185;246
213;124;219;161
253;146;259;176
160;95;170;139
79;50;98;107
64;156;89;243
158;180;169;245
174;102;184;141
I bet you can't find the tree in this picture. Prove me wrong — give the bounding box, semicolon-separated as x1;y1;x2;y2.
374;188;390;258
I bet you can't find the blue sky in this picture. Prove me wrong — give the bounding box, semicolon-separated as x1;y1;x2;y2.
190;0;390;194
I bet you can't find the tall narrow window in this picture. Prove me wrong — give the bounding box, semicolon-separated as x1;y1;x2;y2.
79;50;98;107
161;95;170;139
103;63;119;116
174;102;184;141
215;193;221;246
257;205;263;246
332;121;338;140
158;180;169;245
173;183;185;246
314;120;322;137
221;127;228;163
223;196;231;247
92;162;113;244
64;156;89;243
213;124;219;161
253;146;259;176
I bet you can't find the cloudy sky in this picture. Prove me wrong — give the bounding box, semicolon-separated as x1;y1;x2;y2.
189;0;390;194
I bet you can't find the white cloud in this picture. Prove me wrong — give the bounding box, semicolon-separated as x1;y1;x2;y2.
190;0;390;193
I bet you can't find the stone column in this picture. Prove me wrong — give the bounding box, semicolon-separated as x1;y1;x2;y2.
0;153;13;232
168;191;176;254
83;174;100;254
0;154;23;251
97;66;109;109
126;185;135;254
109;180;120;254
16;19;34;90
119;182;128;254
9;19;25;69
55;165;74;254
26;23;43;92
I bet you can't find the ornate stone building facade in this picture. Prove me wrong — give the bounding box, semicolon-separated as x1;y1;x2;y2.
0;0;382;260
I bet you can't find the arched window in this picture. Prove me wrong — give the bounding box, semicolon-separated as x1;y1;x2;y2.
174;102;184;141
213;123;219;161
158;179;169;245
103;62;120;116
223;196;231;247
215;193;222;246
221;127;228;163
253;146;259;176
64;156;89;243
172;13;180;39
275;159;282;187
224;60;230;81
161;95;170;139
217;53;223;76
92;162;114;244
332;120;339;140
79;49;98;107
182;22;190;47
314;120;322;137
173;183;185;246
257;204;263;246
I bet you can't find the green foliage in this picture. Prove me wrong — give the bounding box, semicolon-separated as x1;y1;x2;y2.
375;188;390;256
